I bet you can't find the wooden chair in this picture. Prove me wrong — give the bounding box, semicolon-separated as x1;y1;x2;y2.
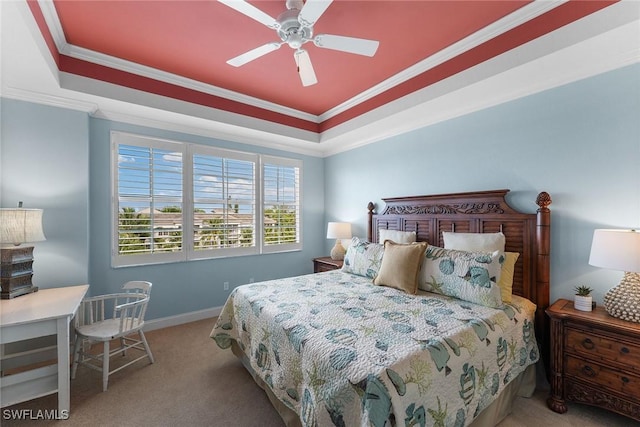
71;281;155;391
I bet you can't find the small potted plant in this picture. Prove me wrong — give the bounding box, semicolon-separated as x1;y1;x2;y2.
574;285;594;312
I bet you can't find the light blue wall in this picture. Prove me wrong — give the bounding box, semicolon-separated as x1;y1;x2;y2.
324;63;640;305
1;99;90;288
88;119;325;320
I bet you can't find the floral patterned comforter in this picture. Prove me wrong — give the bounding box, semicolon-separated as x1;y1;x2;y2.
211;270;539;427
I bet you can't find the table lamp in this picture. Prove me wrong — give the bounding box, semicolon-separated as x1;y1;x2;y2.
0;203;46;299
327;222;351;260
588;229;640;322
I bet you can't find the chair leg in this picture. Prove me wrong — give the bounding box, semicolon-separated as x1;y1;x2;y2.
139;330;155;364
102;340;110;392
71;336;82;380
120;337;126;357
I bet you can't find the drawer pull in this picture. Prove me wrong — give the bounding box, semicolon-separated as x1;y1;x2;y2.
621;347;630;354
622;377;629;384
581;365;596;377
581;338;595;350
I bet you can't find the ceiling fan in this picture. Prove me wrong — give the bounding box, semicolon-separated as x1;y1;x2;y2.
219;0;380;86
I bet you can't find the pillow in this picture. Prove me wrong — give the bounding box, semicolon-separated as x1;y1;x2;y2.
342;237;385;279
443;232;513;301
442;232;505;253
498;252;519;303
373;241;428;294
378;229;417;244
420;245;503;308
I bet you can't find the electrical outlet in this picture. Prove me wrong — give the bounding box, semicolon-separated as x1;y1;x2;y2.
249;277;254;283
223;281;229;291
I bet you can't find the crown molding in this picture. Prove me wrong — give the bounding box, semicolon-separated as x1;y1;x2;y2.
93;107;327;157
37;0;68;52
0;86;99;113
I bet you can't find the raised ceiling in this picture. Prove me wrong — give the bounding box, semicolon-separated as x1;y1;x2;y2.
3;0;638;155
53;0;533;116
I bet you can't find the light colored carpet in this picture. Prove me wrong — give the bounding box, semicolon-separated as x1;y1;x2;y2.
2;318;635;426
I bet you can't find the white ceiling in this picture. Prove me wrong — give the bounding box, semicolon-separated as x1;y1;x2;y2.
1;1;639;157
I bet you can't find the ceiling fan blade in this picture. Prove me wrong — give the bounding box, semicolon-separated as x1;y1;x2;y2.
227;42;282;67
313;34;379;57
298;0;333;27
218;0;279;29
294;49;317;87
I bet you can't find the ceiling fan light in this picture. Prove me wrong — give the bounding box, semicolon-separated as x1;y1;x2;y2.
287;32;304;49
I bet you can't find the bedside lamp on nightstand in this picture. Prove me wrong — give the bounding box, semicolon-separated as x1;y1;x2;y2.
589;229;640;322
327;222;351;261
0;203;46;299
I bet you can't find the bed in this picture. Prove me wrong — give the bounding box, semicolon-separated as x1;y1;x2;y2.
211;189;552;427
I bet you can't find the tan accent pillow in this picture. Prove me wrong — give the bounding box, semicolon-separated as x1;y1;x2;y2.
498;252;519;303
373;241;428;294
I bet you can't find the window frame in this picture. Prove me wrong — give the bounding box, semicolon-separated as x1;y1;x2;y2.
111;131;303;267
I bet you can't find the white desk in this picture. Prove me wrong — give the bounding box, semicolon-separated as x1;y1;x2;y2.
0;285;89;415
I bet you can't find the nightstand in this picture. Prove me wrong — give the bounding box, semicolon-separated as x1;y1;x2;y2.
313;257;343;273
546;298;640;421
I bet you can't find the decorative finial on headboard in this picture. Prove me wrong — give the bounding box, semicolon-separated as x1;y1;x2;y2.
367;202;376;242
536;192;552;210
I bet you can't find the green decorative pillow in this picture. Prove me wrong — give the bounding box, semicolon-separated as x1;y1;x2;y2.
373;241;428;294
442;231;514;302
341;237;384;279
419;245;504;308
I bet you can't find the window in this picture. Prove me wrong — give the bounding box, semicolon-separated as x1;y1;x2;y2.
262;156;302;253
113;134;185;266
190;145;257;259
111;132;302;267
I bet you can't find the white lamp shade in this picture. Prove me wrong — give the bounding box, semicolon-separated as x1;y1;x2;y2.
326;222;352;239
589;229;640;273
0;208;46;245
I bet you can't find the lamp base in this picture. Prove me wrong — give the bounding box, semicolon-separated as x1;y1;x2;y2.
1;246;38;299
330;240;346;261
603;272;640;323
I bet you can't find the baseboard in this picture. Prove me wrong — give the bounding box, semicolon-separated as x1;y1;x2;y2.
143;306;223;332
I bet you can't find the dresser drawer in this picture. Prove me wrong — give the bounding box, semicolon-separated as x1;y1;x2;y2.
547;299;640;421
565;326;640;374
565;355;640;398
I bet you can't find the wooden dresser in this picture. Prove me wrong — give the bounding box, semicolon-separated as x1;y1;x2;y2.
546;298;640;421
313;257;343;273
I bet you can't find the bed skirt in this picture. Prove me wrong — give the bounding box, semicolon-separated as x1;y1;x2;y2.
231;341;536;427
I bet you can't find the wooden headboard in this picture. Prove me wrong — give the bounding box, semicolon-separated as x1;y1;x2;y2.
367;189;552;372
